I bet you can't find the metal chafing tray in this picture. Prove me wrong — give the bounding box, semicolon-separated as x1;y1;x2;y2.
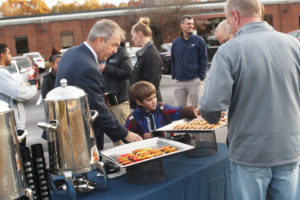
100;137;194;168
154;118;228;132
153;118;225;157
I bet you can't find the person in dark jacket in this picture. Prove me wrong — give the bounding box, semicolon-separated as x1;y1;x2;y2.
55;19;142;150
99;42;132;145
41;47;61;99
130;17;162;108
171;15;208;108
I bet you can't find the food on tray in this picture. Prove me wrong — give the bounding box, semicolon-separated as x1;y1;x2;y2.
159;146;177;153
151;151;163;156
116;146;177;165
162;147;177;153
132;147;152;154
173;115;227;130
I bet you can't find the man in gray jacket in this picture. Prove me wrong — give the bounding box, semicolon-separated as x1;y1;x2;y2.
0;43;37;147
199;0;300;199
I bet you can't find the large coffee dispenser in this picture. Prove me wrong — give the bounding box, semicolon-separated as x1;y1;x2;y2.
38;79;107;199
0;101;33;200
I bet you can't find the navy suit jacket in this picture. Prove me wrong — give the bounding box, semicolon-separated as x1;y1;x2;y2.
55;43;128;149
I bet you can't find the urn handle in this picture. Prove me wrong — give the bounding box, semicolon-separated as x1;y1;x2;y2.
24;188;34;200
90;110;98;123
17;129;28;143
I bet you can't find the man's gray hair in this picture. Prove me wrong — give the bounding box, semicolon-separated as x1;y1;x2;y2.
215;20;230;35
225;0;262;19
87;19;125;42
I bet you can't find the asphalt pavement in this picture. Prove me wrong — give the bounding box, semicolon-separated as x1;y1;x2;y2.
24;72;228;166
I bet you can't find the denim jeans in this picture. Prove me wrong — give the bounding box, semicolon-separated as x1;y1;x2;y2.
230;161;299;200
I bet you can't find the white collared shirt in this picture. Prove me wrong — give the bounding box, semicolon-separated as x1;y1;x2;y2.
83;41;99;64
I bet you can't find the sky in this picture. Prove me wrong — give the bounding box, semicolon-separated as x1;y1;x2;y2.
0;0;130;8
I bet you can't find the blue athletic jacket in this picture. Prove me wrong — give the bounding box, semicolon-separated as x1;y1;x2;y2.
171;33;208;81
124;103;196;136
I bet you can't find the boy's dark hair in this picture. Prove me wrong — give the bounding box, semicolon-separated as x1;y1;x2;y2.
130;81;156;103
0;43;8;55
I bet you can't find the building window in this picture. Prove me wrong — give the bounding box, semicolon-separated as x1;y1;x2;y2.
61;31;74;49
263;14;273;26
15;36;29;55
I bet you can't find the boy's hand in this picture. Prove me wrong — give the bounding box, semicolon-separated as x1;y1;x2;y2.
222;111;227;117
193;108;200;118
143;132;153;139
125;131;143;143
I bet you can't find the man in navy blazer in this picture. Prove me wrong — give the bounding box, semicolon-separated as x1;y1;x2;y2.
55;19;142;150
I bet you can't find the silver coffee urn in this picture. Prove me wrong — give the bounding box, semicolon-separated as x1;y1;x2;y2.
38;79;107;200
0;101;33;200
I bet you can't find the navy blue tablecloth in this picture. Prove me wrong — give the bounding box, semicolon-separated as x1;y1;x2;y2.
51;143;232;200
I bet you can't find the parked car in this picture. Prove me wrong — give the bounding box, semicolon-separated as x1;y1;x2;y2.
5;60;28;84
23;52;45;70
288;30;300;41
160;43;172;74
12;56;40;88
26;55;40;88
60;48;69;54
126;47;141;67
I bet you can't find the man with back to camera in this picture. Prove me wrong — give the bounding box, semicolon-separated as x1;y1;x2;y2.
55;19;142;150
0;43;37;148
199;0;300;199
171;15;208;108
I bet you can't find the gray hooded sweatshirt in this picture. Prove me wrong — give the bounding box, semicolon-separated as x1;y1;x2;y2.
0;66;37;129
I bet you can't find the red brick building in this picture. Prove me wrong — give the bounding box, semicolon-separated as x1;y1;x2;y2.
0;0;299;60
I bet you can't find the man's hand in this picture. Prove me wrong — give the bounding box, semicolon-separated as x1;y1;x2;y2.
143;132;153;139
194;108;200;118
35;81;40;89
104;93;111;107
125;131;143;143
99;63;105;72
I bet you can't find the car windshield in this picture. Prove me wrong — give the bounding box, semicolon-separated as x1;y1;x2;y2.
161;43;172;52
28;54;40;58
6;62;18;74
290;32;298;37
14;57;31;68
289;31;300;38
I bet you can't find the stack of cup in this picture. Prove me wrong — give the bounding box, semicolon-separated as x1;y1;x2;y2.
20;147;38;198
31;144;50;200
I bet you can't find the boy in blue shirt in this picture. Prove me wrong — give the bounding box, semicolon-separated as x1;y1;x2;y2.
125;81;199;138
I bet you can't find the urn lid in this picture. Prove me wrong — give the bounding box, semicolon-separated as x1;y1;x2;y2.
45;79;86;101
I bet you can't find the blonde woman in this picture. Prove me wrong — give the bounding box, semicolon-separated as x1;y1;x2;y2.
130;17;162;108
